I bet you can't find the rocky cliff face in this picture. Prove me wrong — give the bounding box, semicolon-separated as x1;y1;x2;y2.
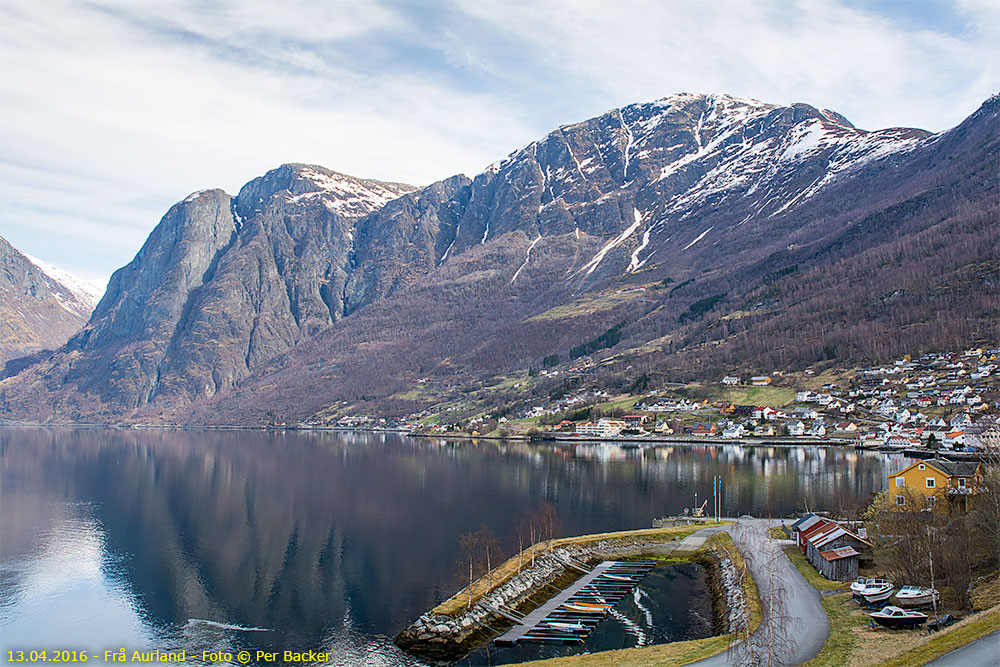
27;167;417;414
0;236;101;374
1;94;996;423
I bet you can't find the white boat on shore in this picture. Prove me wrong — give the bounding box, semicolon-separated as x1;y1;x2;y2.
894;586;940;607
869;606;927;629
860;581;895;604
850;577;880;595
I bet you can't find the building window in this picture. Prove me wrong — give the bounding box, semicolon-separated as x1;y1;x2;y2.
926;496;936;507
896;495;906;506
918;463;925;470
926;478;935;488
895;477;905;487
958;478;966;487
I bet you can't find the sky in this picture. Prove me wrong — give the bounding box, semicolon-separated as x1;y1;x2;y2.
1;0;997;286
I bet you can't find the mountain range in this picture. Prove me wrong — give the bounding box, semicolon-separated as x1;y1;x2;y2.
1;92;997;425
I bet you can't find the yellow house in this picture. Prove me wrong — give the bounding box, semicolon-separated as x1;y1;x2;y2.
887;459;983;512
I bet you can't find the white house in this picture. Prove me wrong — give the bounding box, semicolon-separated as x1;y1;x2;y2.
950;413;973;428
944;430;965;449
576;418;627;437
723;424;746;438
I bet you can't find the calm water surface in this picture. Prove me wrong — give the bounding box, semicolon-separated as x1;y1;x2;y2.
0;428;909;665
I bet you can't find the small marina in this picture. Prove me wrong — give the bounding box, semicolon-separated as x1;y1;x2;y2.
493;560;657;646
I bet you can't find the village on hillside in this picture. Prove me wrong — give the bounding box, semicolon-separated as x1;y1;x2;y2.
316;347;1000;455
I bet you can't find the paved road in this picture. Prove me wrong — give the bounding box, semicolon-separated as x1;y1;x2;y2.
688;518;828;667
925;629;1000;666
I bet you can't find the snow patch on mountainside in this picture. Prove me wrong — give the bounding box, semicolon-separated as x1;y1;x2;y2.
510;235;542;285
294;168;415;218
25;254;104;318
628;209;650;272
581;209;642;275
683;226;714;250
645;103;925;220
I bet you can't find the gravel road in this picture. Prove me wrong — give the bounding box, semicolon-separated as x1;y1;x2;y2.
690;517;828;666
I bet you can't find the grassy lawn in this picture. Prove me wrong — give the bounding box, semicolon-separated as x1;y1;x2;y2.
785;545;1000;667
513;635;732;667
432;523;721;617
595;394;643;413
506;415;543;429
801;592;860;667
784;544;872;667
390;388;424;401
782;545;843;591
873;604;1000;667
768;526;788;540
527;285;654;322
715;385;798;407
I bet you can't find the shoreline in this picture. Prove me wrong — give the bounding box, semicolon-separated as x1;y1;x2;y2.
1;421;987;461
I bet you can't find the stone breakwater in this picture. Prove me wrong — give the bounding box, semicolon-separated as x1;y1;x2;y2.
395;535;738;661
714;551;749;633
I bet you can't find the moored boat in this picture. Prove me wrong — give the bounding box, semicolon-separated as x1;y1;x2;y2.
562;603;610;613
869;606;928;629
894;586;939;607
541;621;587;632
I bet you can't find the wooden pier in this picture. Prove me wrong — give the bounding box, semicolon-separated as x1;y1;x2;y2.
494;560;656;646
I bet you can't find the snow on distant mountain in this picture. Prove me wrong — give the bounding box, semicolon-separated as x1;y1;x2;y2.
24;254;105;318
0;236;100;370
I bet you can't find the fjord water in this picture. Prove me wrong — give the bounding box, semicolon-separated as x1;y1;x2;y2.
1;428;903;665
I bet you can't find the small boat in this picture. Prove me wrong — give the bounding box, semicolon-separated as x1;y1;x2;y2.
869;606;928;629
603;574;635;582
852;577;889;596
894;586;940;608
850;577;876;595
567;601;612;609
562;603;610;613
541;621;587;632
860;581;895;604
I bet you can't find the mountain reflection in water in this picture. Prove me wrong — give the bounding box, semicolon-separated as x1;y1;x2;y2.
0;428;903;664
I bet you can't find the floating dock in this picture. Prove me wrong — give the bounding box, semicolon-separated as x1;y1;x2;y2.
493;560;656;646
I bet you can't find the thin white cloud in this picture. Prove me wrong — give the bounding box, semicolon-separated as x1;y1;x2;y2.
453;0;997;132
0;0;995;282
0;0;538;280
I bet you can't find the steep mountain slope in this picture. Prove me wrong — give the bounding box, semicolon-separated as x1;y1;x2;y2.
1;93;996;424
0;167;416;418
177;94;997;424
0;236;102;375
